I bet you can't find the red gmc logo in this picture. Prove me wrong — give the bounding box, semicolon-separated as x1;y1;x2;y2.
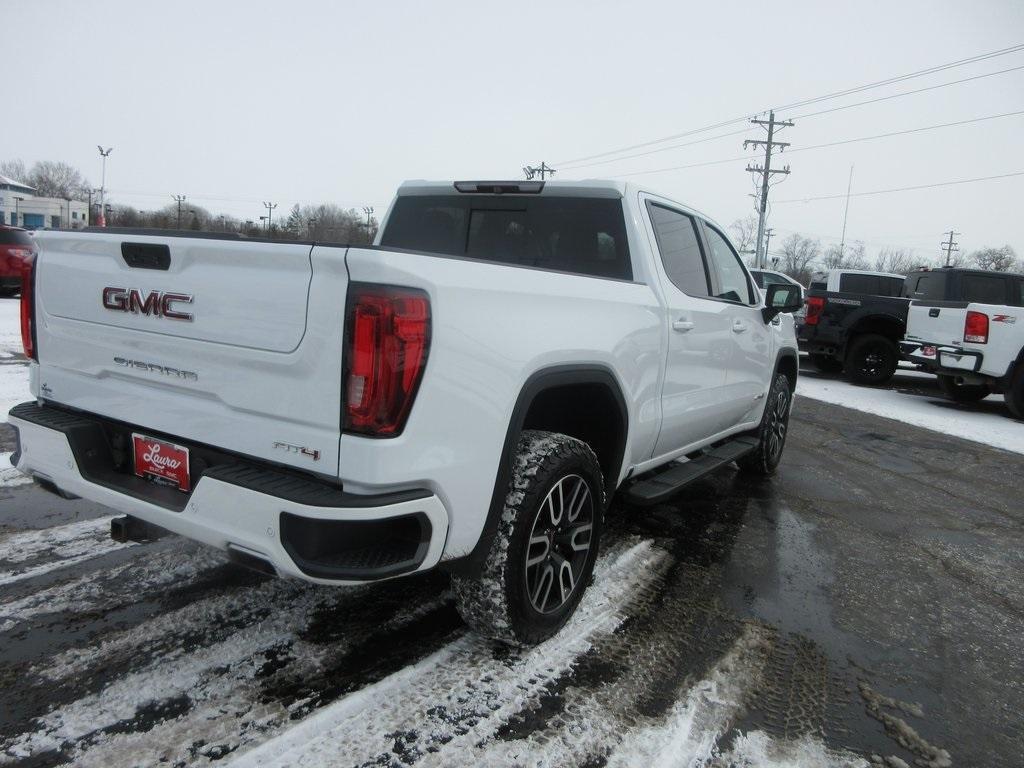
102;287;194;321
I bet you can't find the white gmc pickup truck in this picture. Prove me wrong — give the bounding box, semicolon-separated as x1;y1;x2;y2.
9;179;801;643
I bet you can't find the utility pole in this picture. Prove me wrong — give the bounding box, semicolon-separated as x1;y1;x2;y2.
744;111;793;269
263;201;277;232
839;165;854;259
941;230;960;266
764;228;775;264
97;146;113;227
362;206;374;243
172;195;187;229
523;162;556;180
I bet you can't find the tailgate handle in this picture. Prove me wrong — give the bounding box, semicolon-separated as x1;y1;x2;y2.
121;242;171;271
929;308;940;317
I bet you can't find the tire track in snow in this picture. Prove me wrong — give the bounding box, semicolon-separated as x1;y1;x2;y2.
0;565;459;766
226;538;670;768
0;517;134;587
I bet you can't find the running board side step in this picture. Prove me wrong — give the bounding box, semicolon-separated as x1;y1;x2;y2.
622;436;759;507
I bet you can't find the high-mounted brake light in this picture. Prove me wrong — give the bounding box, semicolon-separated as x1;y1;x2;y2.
804;295;826;326
344;284;430;436
20;249;37;361
964;310;989;344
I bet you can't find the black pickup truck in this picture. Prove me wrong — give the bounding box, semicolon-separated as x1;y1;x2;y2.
798;267;1024;385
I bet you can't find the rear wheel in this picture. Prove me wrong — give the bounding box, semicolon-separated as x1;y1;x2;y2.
937;375;989;403
452;430;604;645
737;373;792;476
845;334;898;385
810;354;843;374
1007;367;1024;419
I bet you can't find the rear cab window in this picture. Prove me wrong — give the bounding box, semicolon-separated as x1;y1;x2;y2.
905;272;946;301
960;273;1009;305
380;195;632;280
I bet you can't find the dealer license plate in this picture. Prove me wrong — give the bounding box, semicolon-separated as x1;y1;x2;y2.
132;433;191;492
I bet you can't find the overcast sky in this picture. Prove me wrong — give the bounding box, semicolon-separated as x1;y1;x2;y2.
8;0;1023;258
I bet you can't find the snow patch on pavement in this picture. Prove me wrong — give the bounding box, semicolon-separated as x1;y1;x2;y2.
0;516;134;586
228;538;670;768
0;451;31;487
0;298;28;422
712;730;870;767
796;375;1023;455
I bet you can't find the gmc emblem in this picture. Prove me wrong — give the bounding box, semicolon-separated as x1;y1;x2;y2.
102;287;194;321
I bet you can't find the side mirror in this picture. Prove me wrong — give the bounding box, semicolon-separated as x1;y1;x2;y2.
762;283;803;323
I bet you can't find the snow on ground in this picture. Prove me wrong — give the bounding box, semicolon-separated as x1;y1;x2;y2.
0;516;134;587
0;299;29;421
0;451;31;488
796;374;1024;456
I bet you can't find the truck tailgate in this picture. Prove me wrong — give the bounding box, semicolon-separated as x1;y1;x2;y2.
905;301;968;346
33;232;347;475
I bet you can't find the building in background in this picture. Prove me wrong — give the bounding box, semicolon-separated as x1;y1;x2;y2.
0;174;89;229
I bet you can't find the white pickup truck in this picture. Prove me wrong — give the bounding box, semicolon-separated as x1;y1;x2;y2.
901;271;1024;418
9;179;801;643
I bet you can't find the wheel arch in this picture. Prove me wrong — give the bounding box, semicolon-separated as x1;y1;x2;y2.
447;364;629;575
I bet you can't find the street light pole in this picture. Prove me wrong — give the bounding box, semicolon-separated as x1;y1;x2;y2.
97;146;113;227
13;196;24;226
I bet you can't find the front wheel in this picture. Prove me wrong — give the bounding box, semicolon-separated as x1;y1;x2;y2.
845;334;899;385
937;375;989;403
452;430;604;645
737;372;792;476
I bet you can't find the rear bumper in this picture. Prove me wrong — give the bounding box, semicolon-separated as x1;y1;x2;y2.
899;340;983;374
7;402;449;584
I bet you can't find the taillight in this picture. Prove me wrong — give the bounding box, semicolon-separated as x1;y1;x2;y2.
804;296;826;325
964;310;989;344
20;250;37;361
344;284;430;436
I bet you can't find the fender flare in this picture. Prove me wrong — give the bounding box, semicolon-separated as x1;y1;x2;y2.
445;363;629;575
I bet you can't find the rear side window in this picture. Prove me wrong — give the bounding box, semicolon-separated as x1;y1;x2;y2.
647;203;710;297
380;195;632;280
961;273;1008;304
839;273;904;296
703;224;754;304
0;228;33;246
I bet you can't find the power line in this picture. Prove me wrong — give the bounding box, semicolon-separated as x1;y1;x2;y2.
553;43;1024;166
773;170;1024;204
607;108;1024;179
562;65;1024;173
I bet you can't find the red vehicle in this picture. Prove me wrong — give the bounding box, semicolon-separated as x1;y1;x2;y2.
0;225;36;297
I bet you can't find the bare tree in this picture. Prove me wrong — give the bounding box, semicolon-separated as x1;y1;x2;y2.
0;159;29;183
970;245;1017;272
729;215;758;263
874;248;917;274
777;234;820;285
26;161;91;200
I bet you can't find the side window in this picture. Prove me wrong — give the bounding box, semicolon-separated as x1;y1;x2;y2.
1015;279;1024;307
879;276;906;297
703;224;754;304
961;274;1008;304
839;274;878;294
749;271;765;289
647;203;710;297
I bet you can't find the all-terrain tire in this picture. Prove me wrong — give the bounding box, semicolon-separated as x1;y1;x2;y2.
737;372;792;476
844;333;899;385
810;354;843;374
937;374;989;403
1006;367;1024;419
452;430;604;645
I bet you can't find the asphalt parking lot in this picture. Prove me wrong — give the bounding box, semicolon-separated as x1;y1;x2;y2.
1;367;1022;767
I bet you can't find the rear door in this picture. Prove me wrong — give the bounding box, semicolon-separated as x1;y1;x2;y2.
643;199;732;455
33;231;348;474
699;220;774;426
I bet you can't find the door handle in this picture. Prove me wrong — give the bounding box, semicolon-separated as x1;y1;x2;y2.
672;319;695;332
732;320;748;333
